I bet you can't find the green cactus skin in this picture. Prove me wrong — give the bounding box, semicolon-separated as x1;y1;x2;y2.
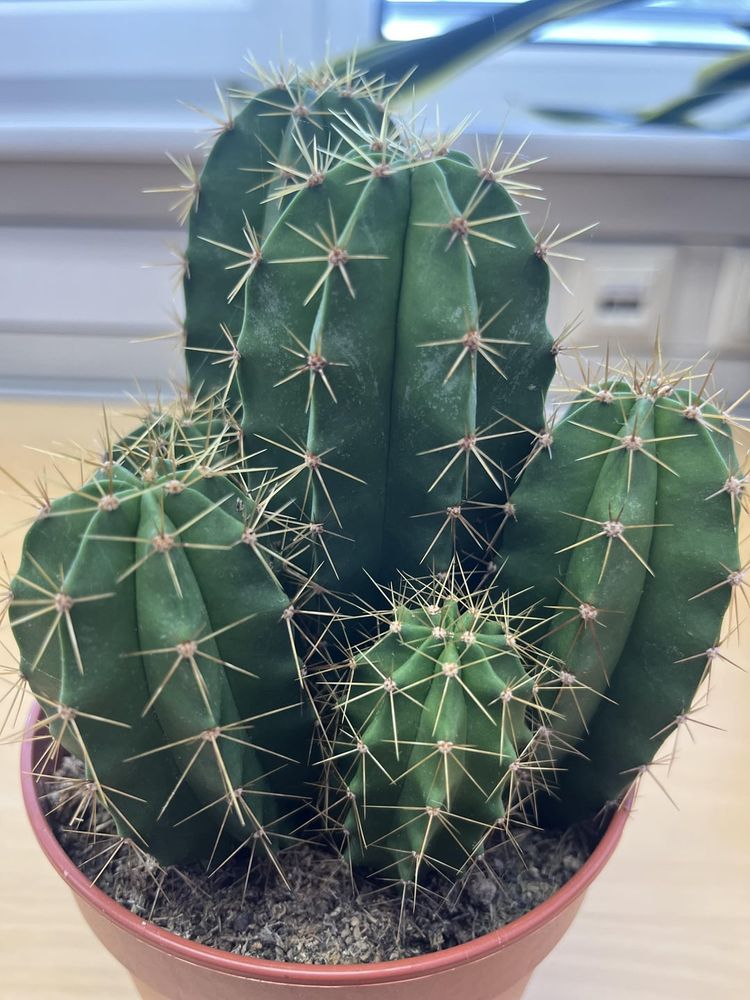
177;73;383;399
10;460;312;866
235;120;553;593
330;575;557;883
500;380;741;823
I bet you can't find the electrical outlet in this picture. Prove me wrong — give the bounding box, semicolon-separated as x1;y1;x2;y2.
548;243;676;348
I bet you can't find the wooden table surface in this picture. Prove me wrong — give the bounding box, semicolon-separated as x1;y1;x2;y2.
0;398;748;1000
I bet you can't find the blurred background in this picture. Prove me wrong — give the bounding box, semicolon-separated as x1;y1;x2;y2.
0;0;749;404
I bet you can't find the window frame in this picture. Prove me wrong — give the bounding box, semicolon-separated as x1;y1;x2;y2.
378;0;750;49
0;0;747;173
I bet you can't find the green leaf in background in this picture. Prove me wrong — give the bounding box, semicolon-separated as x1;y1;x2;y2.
333;0;633;105
643;49;750;127
342;0;750;133
533;49;750;133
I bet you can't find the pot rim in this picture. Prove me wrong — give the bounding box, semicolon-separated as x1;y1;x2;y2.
21;700;630;986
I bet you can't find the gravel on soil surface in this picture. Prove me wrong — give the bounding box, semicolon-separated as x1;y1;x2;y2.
45;756;597;965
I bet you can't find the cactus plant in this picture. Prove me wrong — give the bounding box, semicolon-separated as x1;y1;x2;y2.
501;372;742;823
3;53;747;916
329;569;560;885
10;435;312;867
166;67;556;594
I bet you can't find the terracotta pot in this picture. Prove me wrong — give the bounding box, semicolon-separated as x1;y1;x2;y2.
21;702;630;1000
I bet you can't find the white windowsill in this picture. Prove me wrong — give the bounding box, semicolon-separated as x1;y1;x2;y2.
1;119;747;177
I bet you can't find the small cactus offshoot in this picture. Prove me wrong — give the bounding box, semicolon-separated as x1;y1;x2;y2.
328;568;560;886
2;57;747;902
